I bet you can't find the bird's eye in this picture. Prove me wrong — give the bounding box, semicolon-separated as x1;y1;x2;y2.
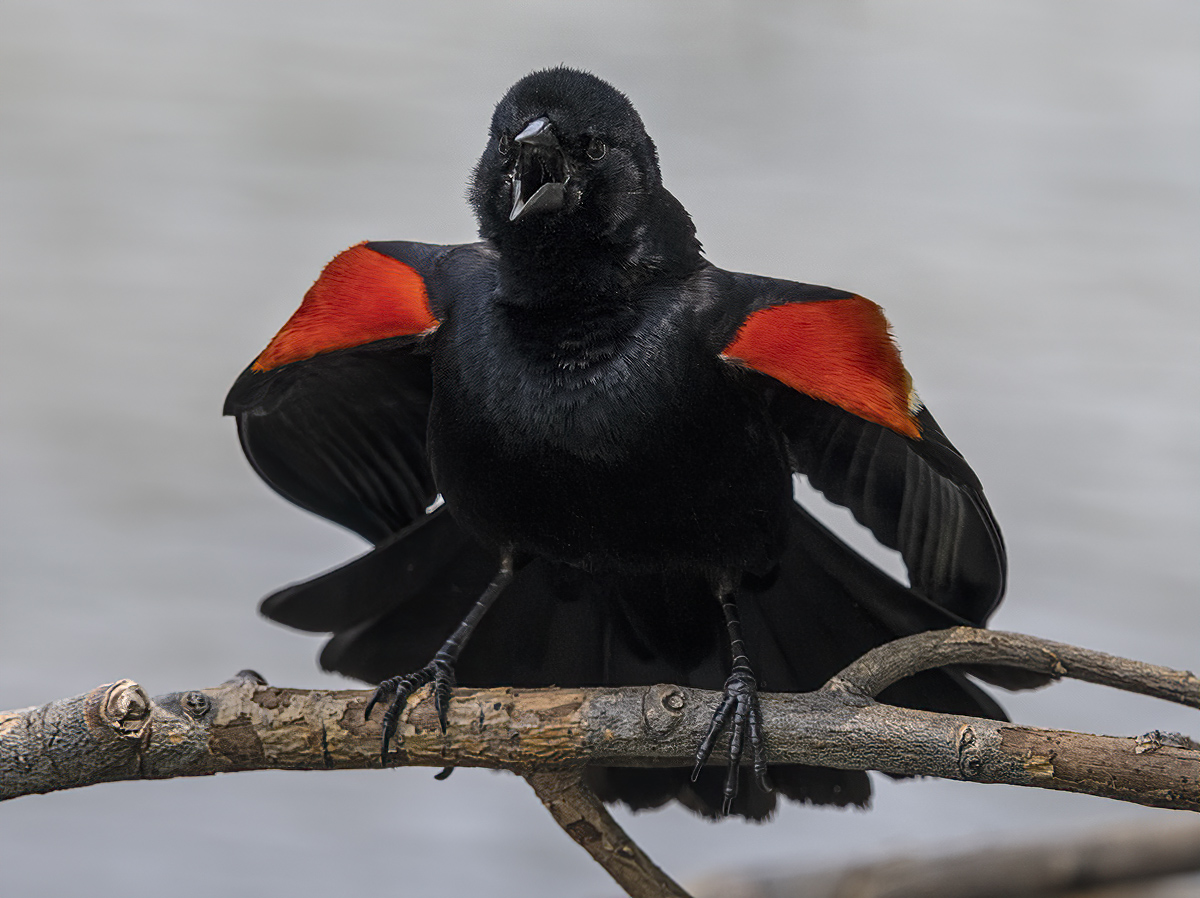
498;133;511;156
586;137;607;161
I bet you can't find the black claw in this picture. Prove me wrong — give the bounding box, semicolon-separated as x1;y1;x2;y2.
358;560;512;766
431;657;456;734
692;668;771;813
366;660;456;766
748;698;772;793
723;750;740;810
692;692;736;782
363;684;386;723
378;678;412;763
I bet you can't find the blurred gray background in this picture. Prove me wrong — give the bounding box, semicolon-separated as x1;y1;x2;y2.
1;2;1196;896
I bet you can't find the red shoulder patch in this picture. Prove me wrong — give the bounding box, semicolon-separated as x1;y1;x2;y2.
252;242;438;372
722;296;920;439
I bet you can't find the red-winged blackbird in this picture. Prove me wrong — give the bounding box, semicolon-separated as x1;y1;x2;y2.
225;67;1028;820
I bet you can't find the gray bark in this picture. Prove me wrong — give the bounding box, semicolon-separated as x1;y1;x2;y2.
2;627;1195;898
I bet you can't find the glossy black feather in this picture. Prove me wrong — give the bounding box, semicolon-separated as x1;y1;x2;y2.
227;67;1029;820
774;390;1006;623
226;341;435;544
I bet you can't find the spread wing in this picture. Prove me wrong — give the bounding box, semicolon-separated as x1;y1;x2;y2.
223;240;482;544
717;271;1006;624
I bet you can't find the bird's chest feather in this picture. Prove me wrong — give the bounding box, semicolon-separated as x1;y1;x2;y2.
426;295;791;571
430;296;702;474
458;317;682;454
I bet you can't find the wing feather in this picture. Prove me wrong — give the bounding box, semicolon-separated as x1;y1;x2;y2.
223;241;472;544
228;345;436;543
773;380;1005;623
712;270;1005;623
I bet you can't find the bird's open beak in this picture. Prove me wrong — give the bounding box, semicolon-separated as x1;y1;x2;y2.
509;117;568;222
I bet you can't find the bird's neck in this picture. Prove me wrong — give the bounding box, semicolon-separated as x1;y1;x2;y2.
493;189;702;308
496;241;640;306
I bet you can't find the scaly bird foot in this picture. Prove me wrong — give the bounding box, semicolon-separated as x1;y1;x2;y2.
364;656;456;765
691;668;772;815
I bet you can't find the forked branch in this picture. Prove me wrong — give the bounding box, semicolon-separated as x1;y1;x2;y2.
1;628;1196;898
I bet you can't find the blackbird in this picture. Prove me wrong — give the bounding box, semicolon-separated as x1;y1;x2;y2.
225;66;1026;819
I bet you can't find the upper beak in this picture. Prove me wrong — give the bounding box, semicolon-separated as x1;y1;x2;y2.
509;116;568;222
514;116;558;148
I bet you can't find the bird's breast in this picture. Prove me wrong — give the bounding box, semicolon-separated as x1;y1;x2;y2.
426;299;791;571
438;299;696;459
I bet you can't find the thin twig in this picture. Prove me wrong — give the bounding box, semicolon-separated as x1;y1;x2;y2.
828;627;1200;707
524;771;692;898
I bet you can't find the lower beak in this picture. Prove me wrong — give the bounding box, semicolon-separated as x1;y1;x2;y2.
509;117;568;222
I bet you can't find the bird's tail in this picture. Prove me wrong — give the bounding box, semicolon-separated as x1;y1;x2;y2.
258;502;1018;820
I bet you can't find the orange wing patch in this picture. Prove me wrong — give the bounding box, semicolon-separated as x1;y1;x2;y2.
723;296;920;439
252;242;439;372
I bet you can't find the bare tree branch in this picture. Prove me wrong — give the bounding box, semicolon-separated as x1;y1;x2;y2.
689;819;1200;898
2;630;1195;807
524;770;691;898
2;628;1195;897
829;628;1200;707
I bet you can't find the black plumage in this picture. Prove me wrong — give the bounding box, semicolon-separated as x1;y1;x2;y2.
225;67;1029;819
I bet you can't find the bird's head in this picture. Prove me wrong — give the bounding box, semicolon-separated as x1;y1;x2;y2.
470;67;698;270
